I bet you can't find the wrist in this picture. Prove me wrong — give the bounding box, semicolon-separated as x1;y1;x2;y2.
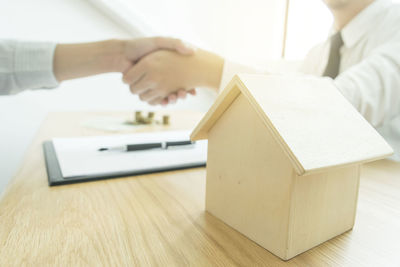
99;39;131;73
193;49;224;91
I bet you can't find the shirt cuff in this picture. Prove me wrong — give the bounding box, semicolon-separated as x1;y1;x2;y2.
11;41;59;94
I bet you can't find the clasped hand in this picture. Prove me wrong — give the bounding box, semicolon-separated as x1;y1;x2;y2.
121;37;197;106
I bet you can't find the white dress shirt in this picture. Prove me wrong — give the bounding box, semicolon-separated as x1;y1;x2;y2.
220;0;400;160
0;40;58;95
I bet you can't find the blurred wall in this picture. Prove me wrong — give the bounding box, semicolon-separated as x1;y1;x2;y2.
285;0;332;60
89;0;287;66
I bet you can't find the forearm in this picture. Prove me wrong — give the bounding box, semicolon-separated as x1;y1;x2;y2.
192;49;224;91
53;39;129;82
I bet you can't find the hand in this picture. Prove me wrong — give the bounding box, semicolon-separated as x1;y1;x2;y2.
117;37;196;73
160;89;197;106
121;37;197;106
123;49;224;105
123;50;198;105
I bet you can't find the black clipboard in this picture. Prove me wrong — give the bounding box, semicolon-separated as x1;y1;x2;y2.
43;141;206;186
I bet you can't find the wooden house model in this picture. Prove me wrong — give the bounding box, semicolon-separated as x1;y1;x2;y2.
190;74;393;260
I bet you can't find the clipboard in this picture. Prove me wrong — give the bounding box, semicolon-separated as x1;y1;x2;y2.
43;131;207;186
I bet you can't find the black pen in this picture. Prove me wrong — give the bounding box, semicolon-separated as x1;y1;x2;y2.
98;140;195;152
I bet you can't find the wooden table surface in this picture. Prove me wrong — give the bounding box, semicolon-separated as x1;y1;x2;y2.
1;111;400;266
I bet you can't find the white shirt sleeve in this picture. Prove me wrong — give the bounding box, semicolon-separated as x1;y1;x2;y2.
0;40;59;95
334;42;400;127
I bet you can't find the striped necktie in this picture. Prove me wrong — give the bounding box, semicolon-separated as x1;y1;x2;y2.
323;31;343;79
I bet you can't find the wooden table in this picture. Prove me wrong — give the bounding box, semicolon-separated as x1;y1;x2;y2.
1;111;400;266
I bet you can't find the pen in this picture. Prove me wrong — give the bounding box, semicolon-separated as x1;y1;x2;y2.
98;140;195;152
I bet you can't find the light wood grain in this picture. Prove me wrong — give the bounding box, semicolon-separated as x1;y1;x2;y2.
1;111;400;266
287;165;360;258
206;94;294;259
191;77;241;141
204;94;361;260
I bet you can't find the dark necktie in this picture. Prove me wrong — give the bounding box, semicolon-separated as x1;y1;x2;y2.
323;31;343;79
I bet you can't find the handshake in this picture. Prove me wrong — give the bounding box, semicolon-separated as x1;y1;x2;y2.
54;37;224;106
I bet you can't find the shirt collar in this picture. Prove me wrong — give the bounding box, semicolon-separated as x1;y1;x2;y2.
330;0;391;47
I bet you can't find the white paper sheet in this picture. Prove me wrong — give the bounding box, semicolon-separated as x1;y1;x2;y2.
52;130;207;178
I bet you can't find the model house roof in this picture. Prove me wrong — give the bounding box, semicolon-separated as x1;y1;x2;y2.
191;74;393;175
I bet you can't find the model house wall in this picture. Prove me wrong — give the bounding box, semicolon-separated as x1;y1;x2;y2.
192;74;393;260
206;93;294;258
206;91;360;259
287;165;359;257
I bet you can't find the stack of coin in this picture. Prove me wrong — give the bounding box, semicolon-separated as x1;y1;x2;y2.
131;111;170;126
146;112;155;124
135;111;143;124
162;115;170;125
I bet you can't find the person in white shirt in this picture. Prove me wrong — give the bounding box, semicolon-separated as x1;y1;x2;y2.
0;37;195;97
123;0;400;159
